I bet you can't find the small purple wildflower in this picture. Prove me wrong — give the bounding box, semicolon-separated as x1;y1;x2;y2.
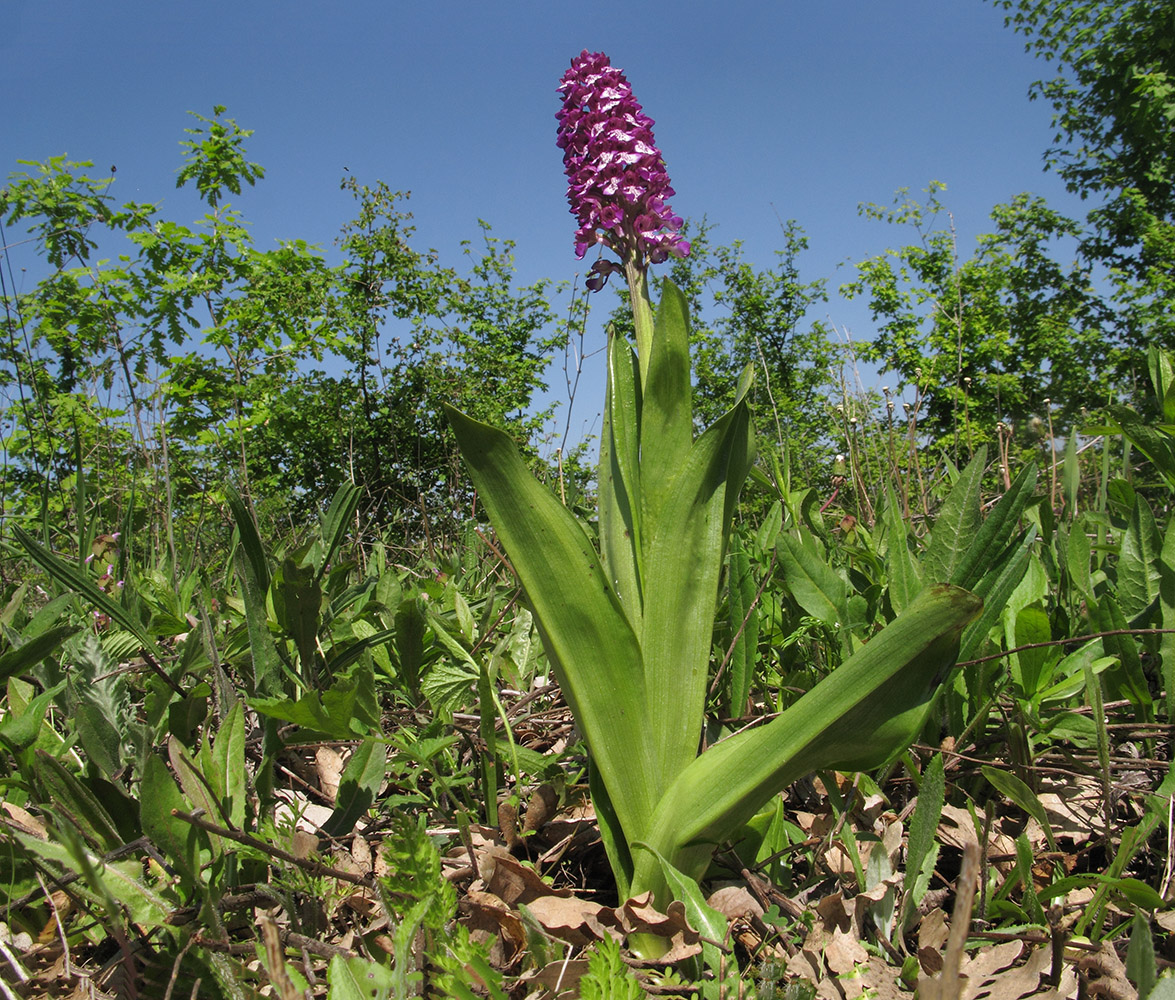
556;50;689;289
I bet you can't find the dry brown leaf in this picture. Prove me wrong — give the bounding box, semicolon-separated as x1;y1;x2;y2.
938;804;1016;869
706;885;764;922
461;888;526;969
1035;775;1103;845
823;926;870;975
956;939;1023;1000
522;782;558;833
1;801;46;839
1076;940;1133;1000
882;817;904;866
315;745;344;803
349;832;372;872
274;791;332;834
982;943;1059;999
518;957;592;996
918;908;949;974
479;850;571;906
524;893;607;947
610;893;702;963
498;800;522;850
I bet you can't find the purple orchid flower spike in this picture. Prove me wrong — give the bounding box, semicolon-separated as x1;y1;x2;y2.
556;50;690;286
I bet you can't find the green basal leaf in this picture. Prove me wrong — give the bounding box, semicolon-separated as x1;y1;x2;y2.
639;388;754;789
317;482;362;586
981;765;1056;852
639;281;694;536
445;405;657;842
726;531;758;716
32;750;125;853
599;331;644;628
902;753;945;928
632;583;981;896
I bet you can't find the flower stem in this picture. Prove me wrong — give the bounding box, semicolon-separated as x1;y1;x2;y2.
625;258;655;389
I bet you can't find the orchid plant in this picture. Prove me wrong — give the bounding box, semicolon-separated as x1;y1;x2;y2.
446;50;981;953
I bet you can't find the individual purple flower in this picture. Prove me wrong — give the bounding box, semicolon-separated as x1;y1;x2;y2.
556;50;689;288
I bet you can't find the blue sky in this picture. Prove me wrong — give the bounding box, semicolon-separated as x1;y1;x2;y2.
4;1;1082;433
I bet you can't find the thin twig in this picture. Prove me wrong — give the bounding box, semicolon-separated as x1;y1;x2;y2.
171;809;404;894
957;628;1175;667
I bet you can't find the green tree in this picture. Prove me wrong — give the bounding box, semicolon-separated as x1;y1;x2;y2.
2;108;565;553
842;182;1109;462
995;0;1175;366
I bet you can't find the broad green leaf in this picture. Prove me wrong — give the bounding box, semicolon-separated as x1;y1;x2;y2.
632;584;981;894
1062;432;1081;513
445;405;657;842
170;735;226;857
317;482;362;586
1109;405;1175;490
327;954;395;1000
324;626;396;678
921;448;986;585
394;596;426;698
32;750;123;852
1150;345;1175;422
952;461;1038;591
0;624;79;682
643;843;738;989
883;480;922;615
140;751;207;887
1015;832;1046;924
0;680;66;751
902;753;944;928
776;534;848;628
1039;649;1117;704
279;556;322;682
1160;518;1175;722
755;501;783;553
1149;975;1175;1000
251;665;376;739
1009;604;1052;699
226;483;283;699
13;832;171;929
591;764;635;901
69;633;127;782
959;531;1035;661
1114;878;1166;912
726;531;758;716
478;661;499;826
210;700;247;829
1066;515;1094;600
981;765;1056;851
322;738;387;837
1127;910;1156;999
1091;593;1153;722
1118;494;1161;618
